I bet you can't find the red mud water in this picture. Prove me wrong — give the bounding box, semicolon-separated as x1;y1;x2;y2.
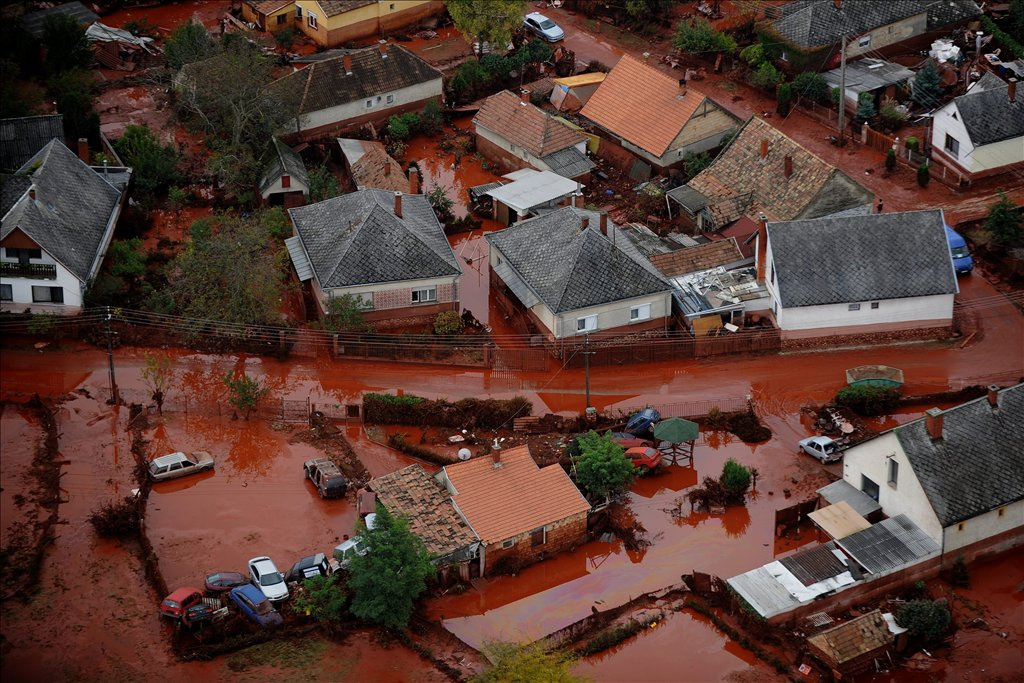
0;404;41;547
94;81;173;140
145;206;213;252
103;1;231;32
574;608;772;682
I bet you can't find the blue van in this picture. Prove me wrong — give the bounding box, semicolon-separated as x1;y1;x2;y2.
944;225;973;275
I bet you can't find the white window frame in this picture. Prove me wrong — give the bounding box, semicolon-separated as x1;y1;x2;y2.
576;315;597;333
944;133;959;159
31;285;63;303
858;35;871;49
386;94;395;104
0;283;12;301
501;538;514;549
307;11;317;29
365;99;373;109
630;303;651;322
848;303;861;311
411;287;437;304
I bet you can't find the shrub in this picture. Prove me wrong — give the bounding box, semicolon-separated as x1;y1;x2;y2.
776;82;792;116
274;27;295;50
673;18;737;55
981;15;1024;60
705;406;727;429
388;434;453;465
387;112;420;142
293;574;347;623
578;620;644;656
835;385;901;416
720;458;751;496
917;163;930;187
984;193;1023;247
420;99;444;135
856;92;876;121
108;238;147;278
885;149;896;171
727;412;771;442
898;600;951;641
363;393;532;429
682;151;712;179
586;59;609;73
88;496;141;537
950;555;970;587
748;62;784;91
792;71;829;102
433;310;463;335
574;431;637;500
879;99;907;131
830;86;842;107
905;136;919;153
739;43;765;68
113;124;180;198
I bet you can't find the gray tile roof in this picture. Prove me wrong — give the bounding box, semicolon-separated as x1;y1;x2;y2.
1;174;32;217
780;542;847;587
771;0;978;49
23;2;99;37
485;207;672;314
822;58;915;94
274;44;442;116
0;115;65;172
540;146;595;179
287;189;460;288
767;209;957;308
836;515;940;574
259;138;308;195
894;383;1024;527
1;140;122;282
952;72;1024;146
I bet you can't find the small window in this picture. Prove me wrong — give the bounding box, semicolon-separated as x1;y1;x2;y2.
386;94;395;104
6;247;42;263
871;301;880;309
530;527;546;547
848;303;861;311
576;315;597;332
276;13;287;25
295;6;302;19
944;134;959;158
630;304;651;322
997;507;1006;518
31;286;63;303
501;539;514;549
281;175;291;189
861;475;880;502
957;522;966;532
779;51;788;62
0;284;11;301
389;2;396;9
887;458;899;487
307;11;318;29
365;99;373;109
858;35;871;49
411;287;436;304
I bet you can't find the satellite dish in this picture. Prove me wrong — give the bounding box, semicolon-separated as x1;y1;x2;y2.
458;448;472;460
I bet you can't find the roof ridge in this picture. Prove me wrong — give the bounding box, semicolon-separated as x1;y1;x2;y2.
552;209;590;310
323;194;374;285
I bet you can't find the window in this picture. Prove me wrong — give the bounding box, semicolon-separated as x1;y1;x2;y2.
295;6;302;19
31;286;63;304
944;134;960;158
871;301;880;309
411;287;436;304
887;458;899;487
365;99;373;109
848;303;861;311
0;284;11;301
530;526;546;547
957;522;966;532
576;315;597;333
281;175;290;189
5;247;42;263
861;475;880;502
501;539;514;549
276;13;287;25
779;51;788;62
355;293;373;310
307;11;317;29
858;35;871;49
389;2;395;8
630;304;651;322
998;507;1006;518
386;94;395;104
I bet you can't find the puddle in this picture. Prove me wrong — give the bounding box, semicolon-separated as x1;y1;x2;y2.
0;404;41;547
102;1;230;32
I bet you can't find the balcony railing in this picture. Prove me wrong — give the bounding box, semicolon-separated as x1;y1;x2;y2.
0;262;58;280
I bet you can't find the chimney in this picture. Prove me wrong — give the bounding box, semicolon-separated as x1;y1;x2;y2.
833;0;842;9
393;191;403;218
77;137;89;163
1009;78;1018;103
378;43;388;58
408;166;419;194
520;89;530;104
987;384;1000;408
760;139;769;160
342;54;353;76
783;155;793;178
925;408;944;440
28;186;36;201
976;31;984;55
876;199;884;213
491;439;502;467
677;78;687;97
580;217;590;231
599;212;608;236
573;192;584;208
383;161;391;177
756;213;768;284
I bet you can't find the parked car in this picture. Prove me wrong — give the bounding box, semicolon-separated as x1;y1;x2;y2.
332;536;369;569
148;451;214;482
248;556;289;602
303;458;348;499
228;584;283;628
607;432;655;449
286;552;331;583
160;587;203;619
181;602;217;627
798;436;843;464
524;12;564;42
945;225;974;275
204;571;248;593
625;408;661;438
625;446;663;471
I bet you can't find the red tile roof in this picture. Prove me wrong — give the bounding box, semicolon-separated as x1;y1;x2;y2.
581;54;705;157
650;238;744;277
443;445;590;544
346;140;406;193
474;90;587;158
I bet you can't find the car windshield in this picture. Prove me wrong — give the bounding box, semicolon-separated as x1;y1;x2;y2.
540;19;556;29
260;572;283;586
162;599;179;608
951;247;969;258
254;599;274;615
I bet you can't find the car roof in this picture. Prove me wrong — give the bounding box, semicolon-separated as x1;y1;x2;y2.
152;452;188;467
234;583;265;600
526;12;550;21
167;586;201;599
806;436;834;445
249;556;277;570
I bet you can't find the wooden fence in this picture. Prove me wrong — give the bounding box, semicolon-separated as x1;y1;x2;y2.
605;396;750;421
560;329;781;368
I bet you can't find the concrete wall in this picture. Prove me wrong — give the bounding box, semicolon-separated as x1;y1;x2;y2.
482;510;588;575
943;500;1024;554
931;100;1024;176
315;274;458;317
296;77;442;139
846;13;927;59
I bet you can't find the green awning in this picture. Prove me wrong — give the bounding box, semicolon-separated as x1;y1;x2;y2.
653;417;699;444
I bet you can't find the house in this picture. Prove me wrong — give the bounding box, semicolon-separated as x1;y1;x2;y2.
760;209;958;340
839;383;1024;562
272;43;443;142
806;610;895;679
763;0;981;72
259;138;309;206
286;188;461;324
549;73;606;112
930;73;1024;182
484;169;581;226
22;2;99;38
1;140;130;313
485;205;674;340
580;54;741;175
473;90;594;181
241;1;295;32
436;445;591;576
367;464;480;581
293;1;444;48
673;117;873;231
821;57;915;113
337;138;409;193
0;115;65;172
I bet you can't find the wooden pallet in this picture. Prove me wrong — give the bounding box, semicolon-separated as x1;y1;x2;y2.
513;416;542;433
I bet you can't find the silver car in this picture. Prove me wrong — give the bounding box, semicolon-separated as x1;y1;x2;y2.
798;436;842;464
524;12;564;42
148;451;214;481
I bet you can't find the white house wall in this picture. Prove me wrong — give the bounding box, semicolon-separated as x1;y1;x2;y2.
322;274;458;313
846;13;927;58
296;77;442;134
0;252;83;314
774;293;954;332
475;124;548;170
261;176;310;199
553;292;672;338
942;499;1024;553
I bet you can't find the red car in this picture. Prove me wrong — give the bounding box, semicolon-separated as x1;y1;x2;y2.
608;432;654;449
160;587;203;619
626;446;663;471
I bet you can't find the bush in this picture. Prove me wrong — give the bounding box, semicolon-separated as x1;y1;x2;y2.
274;27;295;50
898;600;951;641
917;163;930;188
835;385;901;416
574;431;637;500
363;392;532;429
113;125;180;199
388;434;453;465
950;555;969;587
905;136;919;153
673;18;737;55
739;43;765;68
88;496;141;537
727;412;771;442
293;574;346;623
830;86;842;107
981;15;1024;60
586;59;609;73
387;112;421;142
433;310;464;335
792;71;829;102
885;149;896;171
984;193;1023;247
720;458;751;496
776;82;792;116
748;62;784;91
879;100;907;131
420;99;444;136
856;92;876;121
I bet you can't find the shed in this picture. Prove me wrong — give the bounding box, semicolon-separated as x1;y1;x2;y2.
835;515;941;575
485;169;579;225
807;610;893;678
817;479;883;522
808;501;873;540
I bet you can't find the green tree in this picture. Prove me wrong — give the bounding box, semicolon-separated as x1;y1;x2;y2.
911;59;942;109
673;18;737;55
985;193;1023;246
574;431;637;501
748;62;784;91
449;59;490;103
427;184;455;225
792;72;829;102
141;352;173;414
222;370;268;419
47;69;99;146
623;0;674;32
42;14;92;75
108;238;147;278
294;574;347;623
739;43;766;68
776;82;792;115
433;310;463;335
347;506;435;630
323;294;368;333
474;641;587;683
447;0;528;59
682;151;712;179
164;20;216;71
885;148;896;171
114;124;180;199
419;99;444;136
917;163;930;188
898;600;951;641
387;112;420;142
1010;0;1024;40
307;165;341;203
879;100;907;131
207;143;260;205
856;92;876;121
720;458;751;497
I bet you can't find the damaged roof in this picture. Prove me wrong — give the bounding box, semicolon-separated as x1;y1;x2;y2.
337;138;407;193
836;515;941;574
474;90;589;159
650;238;744;278
807;610;892;666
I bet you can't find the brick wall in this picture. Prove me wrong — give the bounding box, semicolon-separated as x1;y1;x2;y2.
287;96;441;144
484;511;588;575
365;282;456;311
475;134;532;176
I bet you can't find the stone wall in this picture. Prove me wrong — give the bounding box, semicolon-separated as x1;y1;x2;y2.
485;511;588;575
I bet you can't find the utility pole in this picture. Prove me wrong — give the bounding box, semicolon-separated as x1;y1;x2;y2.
583;333;591;411
837;34;847;145
105;306;119;405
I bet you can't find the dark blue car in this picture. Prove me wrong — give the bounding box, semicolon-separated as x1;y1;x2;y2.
229;584;283;628
625;408;661;438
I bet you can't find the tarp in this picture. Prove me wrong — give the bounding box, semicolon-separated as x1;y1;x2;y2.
86;22;160;53
808;501;872;540
653;417;699;443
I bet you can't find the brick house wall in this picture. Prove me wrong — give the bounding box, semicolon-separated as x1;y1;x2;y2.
475;134;533;176
483;510;588;575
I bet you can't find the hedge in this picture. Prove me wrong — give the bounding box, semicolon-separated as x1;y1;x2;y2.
363;392;532;429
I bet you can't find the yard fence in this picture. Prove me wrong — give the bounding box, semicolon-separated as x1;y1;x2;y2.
559;328;781;368
602;396;751;422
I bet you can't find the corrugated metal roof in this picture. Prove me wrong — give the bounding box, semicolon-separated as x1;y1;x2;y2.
485;170;578;213
836;515;940;575
728;566;801;618
818;479;883;519
285;236;313;281
780;542;848;586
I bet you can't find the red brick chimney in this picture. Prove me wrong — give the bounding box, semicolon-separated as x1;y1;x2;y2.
408;167;419;194
77;138;89;163
755;213;768;284
599;212;608;236
378;43;388;58
1009;78;1018;103
833;0;842;9
491;440;502;466
520;89;530;104
393;191;403;218
760;139;769;160
342;54;353;75
677;78;687;97
580;217;590;231
987;384;1000;408
28;186;36;201
383;162;391;177
783;154;793;178
925;408;944;440
573;193;584;208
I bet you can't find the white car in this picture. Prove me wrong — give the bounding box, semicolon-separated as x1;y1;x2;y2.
148;451;214;482
332;537;369;569
248;556;289;602
798;436;843;464
524;12;564;42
